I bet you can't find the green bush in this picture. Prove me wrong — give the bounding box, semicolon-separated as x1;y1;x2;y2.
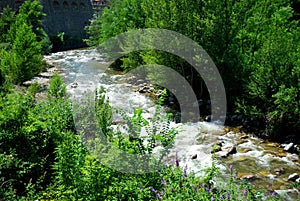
0;89;75;198
47;73;67;99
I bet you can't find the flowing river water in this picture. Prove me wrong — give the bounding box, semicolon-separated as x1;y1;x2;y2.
44;49;300;200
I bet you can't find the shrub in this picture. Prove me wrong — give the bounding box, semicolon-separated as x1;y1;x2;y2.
47;73;67;99
0;89;75;198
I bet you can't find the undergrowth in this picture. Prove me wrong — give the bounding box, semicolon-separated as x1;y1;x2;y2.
0;78;280;200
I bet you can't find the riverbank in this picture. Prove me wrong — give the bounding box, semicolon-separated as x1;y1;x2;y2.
124;73;300;151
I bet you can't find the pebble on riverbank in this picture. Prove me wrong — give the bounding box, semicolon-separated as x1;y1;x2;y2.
237;173;258;181
288;173;299;182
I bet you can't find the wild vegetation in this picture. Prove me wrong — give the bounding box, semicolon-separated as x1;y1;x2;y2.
0;0;50;86
0;77;280;200
86;0;300;142
0;0;299;200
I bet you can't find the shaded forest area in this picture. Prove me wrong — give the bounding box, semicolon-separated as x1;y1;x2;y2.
86;0;300;142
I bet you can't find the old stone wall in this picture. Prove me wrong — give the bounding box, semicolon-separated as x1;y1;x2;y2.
0;0;25;11
41;0;93;39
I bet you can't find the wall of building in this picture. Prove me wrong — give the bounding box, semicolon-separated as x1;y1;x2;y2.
41;0;93;40
0;0;25;12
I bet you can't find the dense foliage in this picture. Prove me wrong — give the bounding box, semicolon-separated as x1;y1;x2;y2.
0;81;75;199
87;0;300;141
0;0;299;200
0;0;49;86
0;81;279;200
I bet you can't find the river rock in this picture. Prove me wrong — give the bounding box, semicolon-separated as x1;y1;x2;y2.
148;87;154;92
274;168;285;175
288;173;299;182
216;141;223;146
284;143;294;152
237;173;258;181
70;82;78;88
277;152;287;157
238;148;252;153
239;135;249;140
190;154;197;160
217;146;237;158
265;142;279;147
237;140;248;145
224;146;237;155
138;86;150;93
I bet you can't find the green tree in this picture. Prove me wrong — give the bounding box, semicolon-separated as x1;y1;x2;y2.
7;0;51;53
86;0;145;45
1;19;44;84
0;6;15;44
235;1;300;140
0;0;47;85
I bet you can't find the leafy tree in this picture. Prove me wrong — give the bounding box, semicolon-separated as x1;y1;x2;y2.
0;0;47;85
86;0;145;45
7;0;52;53
1;19;44;84
0;6;15;44
87;0;300;139
237;4;300;140
0;87;76;198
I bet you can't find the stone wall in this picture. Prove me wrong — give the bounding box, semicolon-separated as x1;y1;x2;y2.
41;0;93;40
0;0;25;11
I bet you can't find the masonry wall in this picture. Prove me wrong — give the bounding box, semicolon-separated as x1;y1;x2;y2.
41;0;93;40
0;0;25;11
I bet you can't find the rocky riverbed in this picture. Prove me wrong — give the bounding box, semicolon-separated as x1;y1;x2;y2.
24;48;300;200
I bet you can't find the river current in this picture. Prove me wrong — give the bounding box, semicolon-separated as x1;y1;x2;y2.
44;49;300;200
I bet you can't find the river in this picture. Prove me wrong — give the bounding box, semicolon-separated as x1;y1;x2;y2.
44;48;300;200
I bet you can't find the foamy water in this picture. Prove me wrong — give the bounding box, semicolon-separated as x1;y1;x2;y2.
44;49;300;199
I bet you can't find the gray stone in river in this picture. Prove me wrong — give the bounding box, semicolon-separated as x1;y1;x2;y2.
288;173;299;182
274;167;285;175
239;135;249;140
190;154;197;160
284;143;294;152
237;173;258;181
71;82;78;88
217;146;237;158
274;189;299;201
